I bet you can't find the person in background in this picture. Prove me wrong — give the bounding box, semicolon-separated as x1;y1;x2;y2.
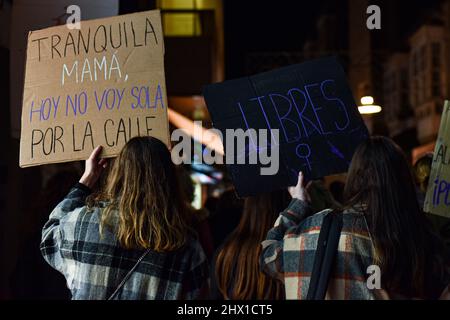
414;153;450;257
261;136;450;299
414;153;433;209
307;178;341;212
10;170;77;299
41;137;209;300
178;166;214;259
211;189;290;300
204;195;219;215
329;180;345;206
208;188;244;249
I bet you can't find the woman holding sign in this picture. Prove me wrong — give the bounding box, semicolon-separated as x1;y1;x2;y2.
41;137;209;300
261;136;450;299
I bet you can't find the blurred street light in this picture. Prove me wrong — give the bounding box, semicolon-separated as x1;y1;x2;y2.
358;95;382;114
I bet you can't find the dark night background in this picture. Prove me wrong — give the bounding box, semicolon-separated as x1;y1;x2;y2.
0;0;448;299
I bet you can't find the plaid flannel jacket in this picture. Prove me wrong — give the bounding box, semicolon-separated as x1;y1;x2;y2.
41;183;209;300
261;199;380;300
261;199;450;300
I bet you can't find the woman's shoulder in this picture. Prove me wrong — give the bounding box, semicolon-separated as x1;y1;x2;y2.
159;237;208;271
65;204;103;223
183;234;206;251
59;204;113;241
299;207;335;227
294;206;365;235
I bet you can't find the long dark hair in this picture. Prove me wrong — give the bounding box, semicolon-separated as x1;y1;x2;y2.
345;136;448;298
214;190;290;300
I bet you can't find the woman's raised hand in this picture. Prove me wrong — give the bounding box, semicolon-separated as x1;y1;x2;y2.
79;146;108;189
288;171;311;202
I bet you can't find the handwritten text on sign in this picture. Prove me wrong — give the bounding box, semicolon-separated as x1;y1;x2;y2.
19;10;170;167
203;57;369;197
424;100;450;218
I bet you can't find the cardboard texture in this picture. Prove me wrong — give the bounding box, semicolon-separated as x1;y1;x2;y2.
424;100;450;218
10;0;119;139
19;9;169;167
203;56;369;197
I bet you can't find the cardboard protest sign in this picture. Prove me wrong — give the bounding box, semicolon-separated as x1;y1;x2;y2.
10;0;119;139
203;56;369;197
19;10;169;167
424;100;450;218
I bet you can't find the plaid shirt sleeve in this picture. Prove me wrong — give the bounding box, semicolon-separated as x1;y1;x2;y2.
40;183;91;274
260;198;312;281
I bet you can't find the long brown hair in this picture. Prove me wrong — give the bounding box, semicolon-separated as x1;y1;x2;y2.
88;136;191;252
345;136;448;298
214;190;289;300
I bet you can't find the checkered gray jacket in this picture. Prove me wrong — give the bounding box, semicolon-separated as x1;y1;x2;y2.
41;183;209;300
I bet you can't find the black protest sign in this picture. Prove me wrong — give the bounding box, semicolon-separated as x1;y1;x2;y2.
203;56;369;197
